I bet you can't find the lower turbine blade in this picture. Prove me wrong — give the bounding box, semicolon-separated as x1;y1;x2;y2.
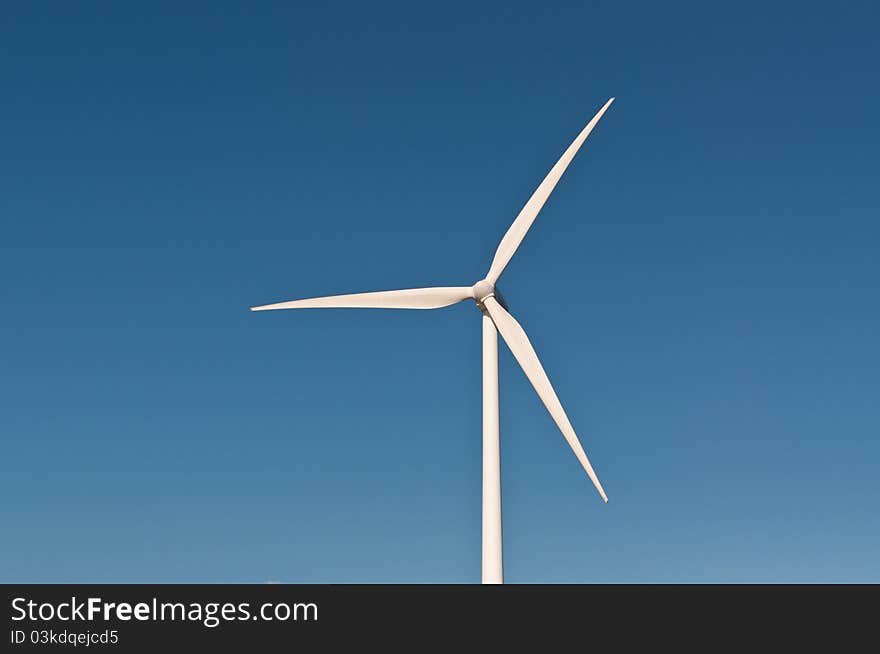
251;286;474;311
482;296;608;502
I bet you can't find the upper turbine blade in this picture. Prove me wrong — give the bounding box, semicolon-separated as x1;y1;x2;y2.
482;296;608;502
485;98;615;285
250;286;474;311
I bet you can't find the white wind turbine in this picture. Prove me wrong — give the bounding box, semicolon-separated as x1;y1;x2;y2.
252;98;615;584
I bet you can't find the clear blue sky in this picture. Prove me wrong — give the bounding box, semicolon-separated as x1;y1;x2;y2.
2;1;878;582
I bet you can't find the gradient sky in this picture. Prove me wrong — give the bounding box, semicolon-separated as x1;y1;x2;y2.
2;1;878;582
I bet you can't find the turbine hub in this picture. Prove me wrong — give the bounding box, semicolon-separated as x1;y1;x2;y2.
472;279;508;311
472;279;495;304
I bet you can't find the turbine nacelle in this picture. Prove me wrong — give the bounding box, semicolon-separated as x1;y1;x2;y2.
472;279;508;312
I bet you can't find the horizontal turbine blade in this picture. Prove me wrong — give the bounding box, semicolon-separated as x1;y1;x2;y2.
482;296;608;502
251;286;474;311
486;98;615;285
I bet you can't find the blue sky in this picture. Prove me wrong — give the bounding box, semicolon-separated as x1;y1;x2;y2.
2;1;878;582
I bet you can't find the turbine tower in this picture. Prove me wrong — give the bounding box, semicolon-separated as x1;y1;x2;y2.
252;98;615;583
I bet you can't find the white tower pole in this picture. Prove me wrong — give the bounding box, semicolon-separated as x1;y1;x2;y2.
481;311;503;584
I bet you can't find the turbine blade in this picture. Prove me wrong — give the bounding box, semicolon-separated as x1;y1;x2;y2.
482;296;608;502
250;286;474;311
485;98;614;285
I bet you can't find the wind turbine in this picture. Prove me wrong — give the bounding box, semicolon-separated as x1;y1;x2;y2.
252;98;615;584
